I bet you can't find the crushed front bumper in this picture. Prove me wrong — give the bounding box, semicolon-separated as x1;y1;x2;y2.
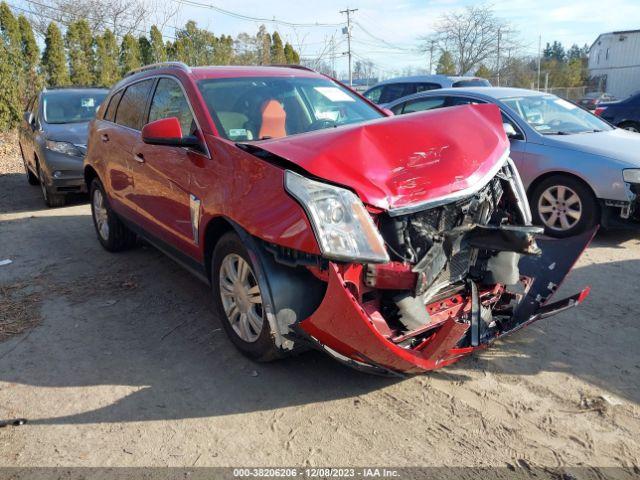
297;228;595;375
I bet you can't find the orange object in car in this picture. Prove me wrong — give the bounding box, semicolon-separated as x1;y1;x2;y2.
259;99;287;139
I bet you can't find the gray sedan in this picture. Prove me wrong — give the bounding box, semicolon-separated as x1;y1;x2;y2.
18;87;108;207
387;87;640;237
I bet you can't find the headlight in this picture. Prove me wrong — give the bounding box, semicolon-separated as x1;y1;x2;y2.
622;169;640;183
285;170;389;263
45;140;82;157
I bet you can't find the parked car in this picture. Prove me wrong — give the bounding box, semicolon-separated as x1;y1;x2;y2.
595;92;640;132
387;87;640;237
578;92;616;110
84;63;589;375
18;87;109;207
363;75;491;107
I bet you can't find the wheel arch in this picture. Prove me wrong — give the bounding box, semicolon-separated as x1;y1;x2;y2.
527;170;598;203
84;165;99;190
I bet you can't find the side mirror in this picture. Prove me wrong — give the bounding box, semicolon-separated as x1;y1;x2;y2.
503;122;518;138
141;117;204;152
24;111;34;126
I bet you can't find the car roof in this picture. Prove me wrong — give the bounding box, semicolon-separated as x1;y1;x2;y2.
42;87;109;95
395;86;549;101
189;65;323;80
372;75;484;86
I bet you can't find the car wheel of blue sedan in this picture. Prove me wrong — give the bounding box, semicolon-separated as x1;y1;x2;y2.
531;175;598;238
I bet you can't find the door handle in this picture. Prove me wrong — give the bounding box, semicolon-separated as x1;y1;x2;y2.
101;134;109;143
133;152;145;164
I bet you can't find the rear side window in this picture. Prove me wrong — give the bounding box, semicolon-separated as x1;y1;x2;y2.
104;90;123;122
447;96;486;107
364;86;383;103
379;83;410;104
402;97;446;114
452;78;491;87
148;78;195;137
115;79;154;130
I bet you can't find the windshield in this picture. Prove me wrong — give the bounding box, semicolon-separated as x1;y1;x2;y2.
197;76;383;141
502;95;612;134
43;91;107;124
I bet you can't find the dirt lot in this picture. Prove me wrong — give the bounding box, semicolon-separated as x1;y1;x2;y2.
1;144;640;476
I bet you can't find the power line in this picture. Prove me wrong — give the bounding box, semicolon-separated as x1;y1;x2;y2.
175;0;345;28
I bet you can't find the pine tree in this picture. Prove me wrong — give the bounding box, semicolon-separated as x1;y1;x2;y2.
0;2;24;126
149;25;166;63
256;25;271;65
475;64;492;79
284;42;298;64
436;51;456;75
42;22;70;86
95;29;118;87
120;33;141;75
66;19;95;85
18;15;40;97
138;35;152;65
270;31;286;64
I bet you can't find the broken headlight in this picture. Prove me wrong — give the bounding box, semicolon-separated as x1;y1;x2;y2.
45;140;83;157
285;170;390;263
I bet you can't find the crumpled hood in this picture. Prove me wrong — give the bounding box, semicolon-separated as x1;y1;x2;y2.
543;128;640;168
255;104;509;211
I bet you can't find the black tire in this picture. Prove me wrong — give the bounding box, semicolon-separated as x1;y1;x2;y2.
37;162;65;208
619;121;640;133
211;231;283;362
89;178;137;252
20;147;39;185
530;175;599;238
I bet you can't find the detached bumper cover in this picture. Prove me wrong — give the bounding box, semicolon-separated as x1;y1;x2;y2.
299;228;595;375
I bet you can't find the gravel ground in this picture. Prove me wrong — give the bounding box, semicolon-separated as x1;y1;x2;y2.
1;144;639;478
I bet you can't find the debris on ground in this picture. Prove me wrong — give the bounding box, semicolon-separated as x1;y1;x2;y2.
0;282;42;342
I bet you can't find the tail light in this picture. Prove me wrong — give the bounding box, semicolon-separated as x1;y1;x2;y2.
594;106;606;116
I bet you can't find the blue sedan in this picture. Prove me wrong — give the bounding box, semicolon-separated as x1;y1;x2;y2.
387;87;640;237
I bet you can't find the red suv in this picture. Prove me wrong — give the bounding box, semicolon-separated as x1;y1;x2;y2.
84;63;592;375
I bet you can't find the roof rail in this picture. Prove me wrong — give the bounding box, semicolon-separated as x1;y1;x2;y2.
124;62;191;78
269;64;316;72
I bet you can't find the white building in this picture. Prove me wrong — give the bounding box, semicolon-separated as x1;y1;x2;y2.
589;29;640;99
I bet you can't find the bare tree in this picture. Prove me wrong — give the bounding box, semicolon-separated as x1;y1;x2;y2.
26;0;175;38
424;5;518;75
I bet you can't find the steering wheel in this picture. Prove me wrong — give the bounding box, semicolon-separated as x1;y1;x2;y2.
306;119;337;132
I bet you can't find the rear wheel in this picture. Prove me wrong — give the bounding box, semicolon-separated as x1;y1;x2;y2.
619;121;640;133
37;162;65;208
211;232;283;362
531;175;598;238
90;178;137;252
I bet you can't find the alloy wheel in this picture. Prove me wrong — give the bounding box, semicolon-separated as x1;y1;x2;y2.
623;125;639;132
219;253;264;343
37;165;48;201
92;188;110;241
537;185;582;231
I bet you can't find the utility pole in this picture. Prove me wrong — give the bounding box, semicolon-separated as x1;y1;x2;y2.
340;7;358;86
496;27;501;86
537;34;542;90
428;39;435;74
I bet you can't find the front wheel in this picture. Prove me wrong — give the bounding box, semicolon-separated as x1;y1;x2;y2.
37;162;65;207
90;178;137;252
211;232;283;362
530;175;598;238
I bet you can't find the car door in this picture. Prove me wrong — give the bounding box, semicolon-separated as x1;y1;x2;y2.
19;95;36;169
131;76;207;258
101;79;155;217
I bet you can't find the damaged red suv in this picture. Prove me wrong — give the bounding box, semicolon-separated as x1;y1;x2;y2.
84;63;593;375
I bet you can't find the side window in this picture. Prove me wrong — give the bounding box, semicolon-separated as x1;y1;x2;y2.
390;102;406;115
115;79;154;130
402;97;446;114
32;96;40;123
148;78;195;137
414;83;440;93
379;84;410;104
447;97;486;107
104;90;123;122
364;86;383;104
